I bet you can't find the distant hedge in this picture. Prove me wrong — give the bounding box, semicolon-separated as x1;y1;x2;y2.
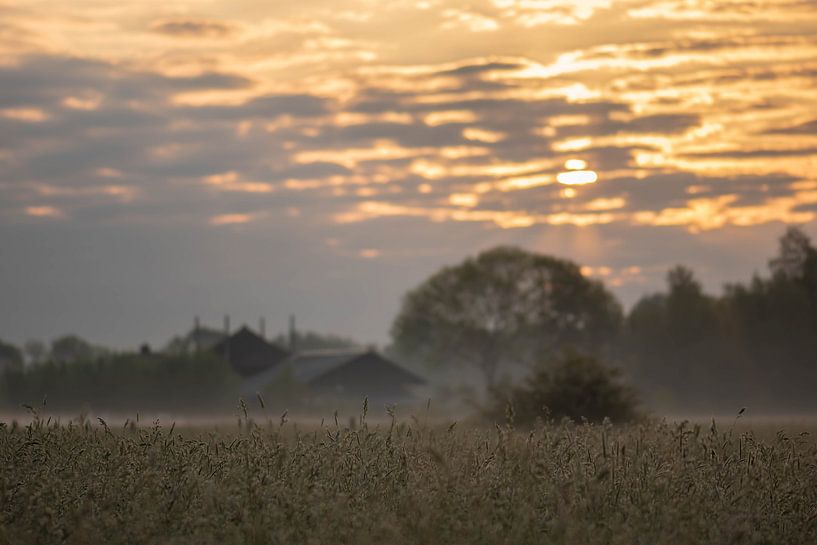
0;353;240;413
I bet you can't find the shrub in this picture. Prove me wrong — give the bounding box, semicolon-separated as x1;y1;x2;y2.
489;353;639;425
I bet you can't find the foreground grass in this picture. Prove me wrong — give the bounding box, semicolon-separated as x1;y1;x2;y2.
2;413;817;545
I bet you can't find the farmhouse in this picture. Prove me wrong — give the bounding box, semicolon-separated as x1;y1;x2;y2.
212;326;425;402
242;349;426;403
212;326;289;377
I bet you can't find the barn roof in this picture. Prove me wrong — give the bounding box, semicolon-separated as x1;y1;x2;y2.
288;351;367;382
240;349;425;396
213;326;290;378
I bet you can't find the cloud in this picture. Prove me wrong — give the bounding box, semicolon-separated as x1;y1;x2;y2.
159;73;254;92
183;94;330;121
682;147;817;159
150;19;238;38
439;60;525;76
0;55;253;112
0;39;812;241
765;119;817;135
2;0;817;347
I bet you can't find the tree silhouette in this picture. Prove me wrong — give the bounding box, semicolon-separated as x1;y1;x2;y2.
390;246;622;386
0;339;23;373
770;227;817;281
50;335;97;364
624;227;817;411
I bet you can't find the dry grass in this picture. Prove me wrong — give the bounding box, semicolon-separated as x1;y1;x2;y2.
2;408;817;544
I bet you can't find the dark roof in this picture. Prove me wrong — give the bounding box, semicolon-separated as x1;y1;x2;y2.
308;351;425;385
213;326;290;378
288;351;365;382
240;349;425;398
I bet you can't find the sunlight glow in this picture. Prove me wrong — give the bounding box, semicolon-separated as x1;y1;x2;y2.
583;197;626;211
565;159;588;170
209;214;254;226
1;108;48;122
449;193;479;207
496;174;554;191
462;127;505;143
96;168;123;178
424;110;478;126
62;95;103;110
203;172;275;193
335;201;622;229
24;206;63;218
557;170;598;185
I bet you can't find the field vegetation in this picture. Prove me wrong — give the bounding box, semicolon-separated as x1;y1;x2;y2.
2;407;816;544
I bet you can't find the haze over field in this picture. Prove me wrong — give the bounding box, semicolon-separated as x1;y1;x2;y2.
1;0;816;348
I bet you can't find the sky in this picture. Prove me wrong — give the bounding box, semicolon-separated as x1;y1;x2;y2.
1;0;816;349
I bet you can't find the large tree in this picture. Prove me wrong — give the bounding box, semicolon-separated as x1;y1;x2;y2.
769;226;817;311
390;246;622;386
0;339;23;372
624;266;726;407
50;335;98;364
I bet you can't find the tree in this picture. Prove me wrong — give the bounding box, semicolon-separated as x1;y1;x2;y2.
23;339;47;366
390;246;623;387
665;265;718;348
619;227;817;412
0;339;23;373
769;226;817;311
50;335;97;364
769;227;817;281
0;352;240;412
624;265;724;407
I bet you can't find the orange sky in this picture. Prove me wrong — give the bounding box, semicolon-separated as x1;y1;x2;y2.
1;0;816;346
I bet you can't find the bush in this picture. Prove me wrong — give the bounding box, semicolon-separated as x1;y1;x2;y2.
489;353;639;425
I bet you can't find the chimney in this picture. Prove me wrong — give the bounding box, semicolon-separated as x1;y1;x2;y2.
193;315;201;354
224;314;231;363
259;316;266;339
289;314;297;353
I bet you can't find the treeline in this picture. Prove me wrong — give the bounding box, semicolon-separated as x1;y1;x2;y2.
389;226;817;414
0;334;109;371
0;329;359;412
0;353;240;412
622;227;817;412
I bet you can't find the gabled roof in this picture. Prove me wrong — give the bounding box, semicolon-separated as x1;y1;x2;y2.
213;326;290;378
311;351;426;387
240;349;425;396
288;350;367;382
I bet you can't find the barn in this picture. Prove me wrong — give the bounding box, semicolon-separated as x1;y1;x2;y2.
212;326;290;377
213;326;426;403
242;349;426;403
